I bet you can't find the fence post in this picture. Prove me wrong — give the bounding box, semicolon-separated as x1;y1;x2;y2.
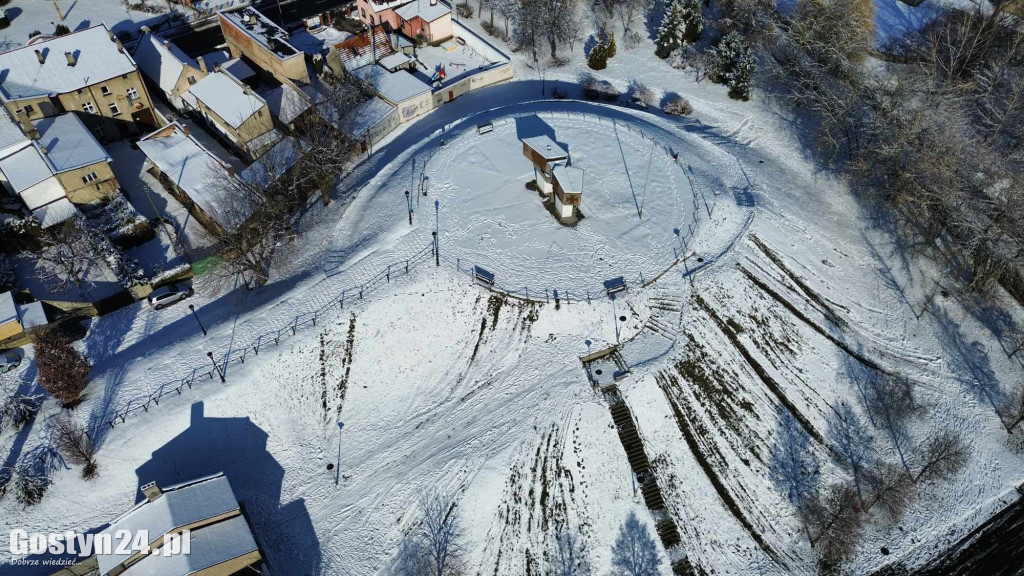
360;286;364;299
340;290;345;309
387;265;391;283
546;289;549;303
254;335;261;355
406;260;409;273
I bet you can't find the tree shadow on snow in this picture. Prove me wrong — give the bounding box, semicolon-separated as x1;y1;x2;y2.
932;308;1006;413
135;402;322;575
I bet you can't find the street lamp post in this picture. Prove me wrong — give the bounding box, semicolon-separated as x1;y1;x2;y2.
610;293;619;343
207;351;225;382
432;231;439;266
335;421;345;485
188;304;207;336
405;190;412;225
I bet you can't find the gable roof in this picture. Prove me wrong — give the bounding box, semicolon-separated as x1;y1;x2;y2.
395;0;451;23
137;123;244;227
261;83;311;125
0;145;54;194
32;197;79;228
95;474;242;575
34;113;110;173
0;109;28;152
0;291;16;327
131;32;197;94
353;65;430;105
118;515;259;576
0;25;139;101
187;72;266;129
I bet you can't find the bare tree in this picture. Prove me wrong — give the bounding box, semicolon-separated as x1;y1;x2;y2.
33;218;98;294
550;527;592;576
863;374;919;475
912;430;968;483
10;465;50;506
419;492;466;576
50;414;97;478
827;402;876;503
800;482;864;570
0;394;43;431
34;327;90;408
609;511;661;576
863;461;913;522
614;0;650;42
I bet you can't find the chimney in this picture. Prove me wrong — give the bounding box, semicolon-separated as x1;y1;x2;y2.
181;124;190;136
141;481;163;502
65;51;77;66
196;55;208;74
141;26;151;34
226;166;235;178
430;0;437;5
163;40;171;50
116;39;124;53
16;114;40;140
35;49;45;64
107;29;116;41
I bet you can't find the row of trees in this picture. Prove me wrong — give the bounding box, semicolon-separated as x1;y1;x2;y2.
391;492;664;575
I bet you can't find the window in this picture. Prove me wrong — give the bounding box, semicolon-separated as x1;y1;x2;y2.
108;102;120;115
361;8;366;17
82;172;98;184
82;102;95;113
187;75;197;85
100;86;110;95
127;86;139;100
19;104;36;116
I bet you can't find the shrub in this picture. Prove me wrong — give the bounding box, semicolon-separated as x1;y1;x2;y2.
12;467;50;506
51;415;97;479
551;86;569;99
53;24;70;36
605;32;617;58
35;328;90;408
628;79;655;108
587;41;608;70
456;3;473;18
664;97;693;116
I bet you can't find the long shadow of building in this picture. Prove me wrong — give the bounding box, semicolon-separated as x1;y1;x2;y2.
134;402;321;575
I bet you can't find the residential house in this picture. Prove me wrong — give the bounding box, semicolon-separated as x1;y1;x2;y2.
184;72;279;160
136;122;239;236
356;0;453;43
0;25;159;140
326;28;395;74
131;30;212;110
94;474;263;576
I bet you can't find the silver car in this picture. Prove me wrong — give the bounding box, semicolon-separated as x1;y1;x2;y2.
148;283;195;310
1;351;21;374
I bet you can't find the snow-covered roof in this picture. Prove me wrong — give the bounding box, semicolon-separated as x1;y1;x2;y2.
0;145;53;194
522;136;568;160
118;515;259;576
0;291;16;327
553;164;584;194
222;58;256;81
219;8;301;60
354;65;430;105
131;32;197;94
0;25;139;101
137;123;240;227
326;96;395;136
395;0;450;22
365;0;413;14
261;83;311;125
198;49;232;71
379;52;413;70
240;137;305;188
17;300;47;330
32;197;79;228
245;128;283;157
96;474;241;575
187;73;266;129
0;110;28;153
34;113;110;173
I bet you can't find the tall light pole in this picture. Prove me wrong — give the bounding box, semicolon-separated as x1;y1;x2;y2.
188;304;207;335
405;190;412;225
335;421;345;485
610;293;619;344
207;351;225;382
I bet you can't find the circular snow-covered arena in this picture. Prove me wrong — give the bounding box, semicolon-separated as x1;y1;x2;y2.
424;113;697;293
326;102;749;296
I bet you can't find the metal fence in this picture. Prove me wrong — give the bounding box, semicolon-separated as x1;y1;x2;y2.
104;241;436;428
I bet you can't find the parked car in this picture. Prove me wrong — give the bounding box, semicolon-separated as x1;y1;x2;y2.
1;351;21;374
148;283;195;310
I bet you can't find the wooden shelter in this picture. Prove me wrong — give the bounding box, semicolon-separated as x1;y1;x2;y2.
521;136;568;195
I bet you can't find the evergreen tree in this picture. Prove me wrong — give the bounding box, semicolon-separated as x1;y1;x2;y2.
656;0;686;58
657;0;702;58
588;40;608;70
605;31;617;59
726;45;755;100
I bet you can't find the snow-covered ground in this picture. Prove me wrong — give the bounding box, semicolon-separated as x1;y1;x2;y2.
3;2;1023;576
0;0;185;50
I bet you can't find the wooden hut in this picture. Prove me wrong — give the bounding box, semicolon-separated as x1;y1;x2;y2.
521;136;568;195
551;163;584;222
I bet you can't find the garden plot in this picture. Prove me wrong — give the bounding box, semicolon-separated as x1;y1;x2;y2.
422;113;697;292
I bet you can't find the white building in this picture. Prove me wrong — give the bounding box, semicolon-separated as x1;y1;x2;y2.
552;163;584;223
521;135;569;195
